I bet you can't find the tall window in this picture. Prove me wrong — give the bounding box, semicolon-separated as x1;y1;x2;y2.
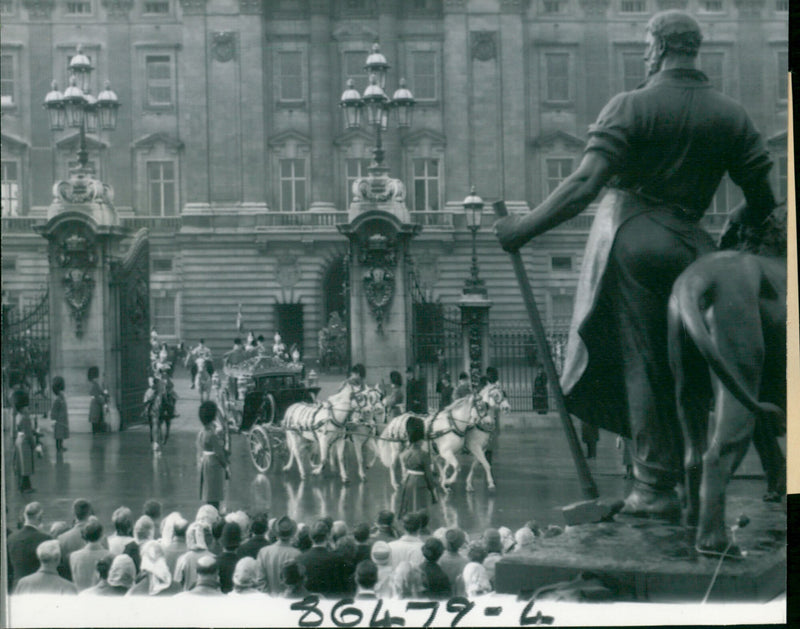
0;54;14;106
413;158;440;211
278;51;304;102
542;0;565;13
147;161;176;216
545;158;573;195
776;0;788;11
621;51;645;91
620;0;645;12
145;55;173;108
152;293;177;337
65;0;92;14
143;0;170;13
1;161;20;217
280;159;306;212
544;53;570;102
0;1;14;16
343;50;369;91
411;51;437;101
551;293;574;331
777;50;788;101
699;52;724;92
345;158;371;207
776;155;787;201
700;0;723;11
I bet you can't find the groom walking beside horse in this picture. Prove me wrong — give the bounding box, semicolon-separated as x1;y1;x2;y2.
495;10;778;522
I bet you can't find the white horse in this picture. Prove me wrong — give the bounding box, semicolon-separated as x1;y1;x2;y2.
281;386;368;483
376;383;510;492
195;356;213;402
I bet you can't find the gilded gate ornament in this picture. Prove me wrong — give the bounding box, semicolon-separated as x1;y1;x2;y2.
50;224;99;338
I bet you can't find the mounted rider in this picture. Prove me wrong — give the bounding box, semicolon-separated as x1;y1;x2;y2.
186;339;213;389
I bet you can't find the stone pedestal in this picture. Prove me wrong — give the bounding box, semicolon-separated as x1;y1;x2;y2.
338;173;421;384
459;291;492;387
36;171;128;432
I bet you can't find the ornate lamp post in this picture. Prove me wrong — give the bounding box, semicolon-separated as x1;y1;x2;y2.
462;186;486;295
339;43;415;177
43;45;120;175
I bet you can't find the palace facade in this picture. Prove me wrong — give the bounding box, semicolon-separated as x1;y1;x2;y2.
1;0;789;361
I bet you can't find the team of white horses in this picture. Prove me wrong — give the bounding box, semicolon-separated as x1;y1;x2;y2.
278;380;511;492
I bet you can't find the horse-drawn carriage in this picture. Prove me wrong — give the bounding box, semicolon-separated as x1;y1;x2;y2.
216;355;320;473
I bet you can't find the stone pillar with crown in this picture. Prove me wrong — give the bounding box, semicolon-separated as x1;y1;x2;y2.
338;173;421;385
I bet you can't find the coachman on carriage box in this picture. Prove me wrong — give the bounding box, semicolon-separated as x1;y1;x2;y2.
495;10;777;526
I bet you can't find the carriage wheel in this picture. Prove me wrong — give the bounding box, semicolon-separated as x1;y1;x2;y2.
249;425;272;473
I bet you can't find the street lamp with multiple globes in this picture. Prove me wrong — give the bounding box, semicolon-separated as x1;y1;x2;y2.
339;43;415;176
43;45;120;175
462;185;486;295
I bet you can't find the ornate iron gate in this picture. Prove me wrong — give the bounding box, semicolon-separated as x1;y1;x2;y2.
112;229;150;430
1;291;51;417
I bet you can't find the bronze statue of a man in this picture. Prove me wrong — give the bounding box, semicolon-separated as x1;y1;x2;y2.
495;10;776;520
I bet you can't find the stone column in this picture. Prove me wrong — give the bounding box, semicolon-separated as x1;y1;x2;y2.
36;176;127;432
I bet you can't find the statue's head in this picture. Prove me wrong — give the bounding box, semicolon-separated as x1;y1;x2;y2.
645;10;703;77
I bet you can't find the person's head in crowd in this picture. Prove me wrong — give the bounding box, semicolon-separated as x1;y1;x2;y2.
211;518;225;545
198;400;218;428
331;520;348;544
335;536;357;563
276;516;297;542
417;510;430;533
498;526;516;553
232;557;260;593
233;338;243;349
123;540;141;573
310;520;329;546
402;512;421;536
186;521;212;551
95;554;114;583
72;498;93;524
267;518;279;543
52;376;65;396
406;416;425;445
514;527;536;552
349;363;366;384
458;372;469;385
355;560;378;591
376;510;395;531
134;515;155;545
225;511;251;539
140;540;173;595
195;555;220;590
483;528;503;554
112;506;134;536
82;517;104;544
295;526;312;552
432;527;448;543
280;560;307;592
320;516;334;534
108;554;136;590
143;500;162;524
353;523;371;544
249;511;268;538
486;366;499;384
23;501;44;528
36;539;61;570
445;528;467;554
87;366;100;382
392;561;423;599
49;521;70;538
389;370;403;388
221;522;242;551
160;512;188;545
525;520;542;537
370;541;391;568
466;540;488;564
195;504;219;528
421;537;445;563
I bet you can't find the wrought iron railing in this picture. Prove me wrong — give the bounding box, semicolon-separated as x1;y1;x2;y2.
410;211;455;228
122;216;182;232
258;211;349;228
1;217;41;232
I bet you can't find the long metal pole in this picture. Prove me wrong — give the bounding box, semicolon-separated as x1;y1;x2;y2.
493;201;598;500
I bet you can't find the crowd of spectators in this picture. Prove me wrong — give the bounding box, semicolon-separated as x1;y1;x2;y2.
7;497;550;600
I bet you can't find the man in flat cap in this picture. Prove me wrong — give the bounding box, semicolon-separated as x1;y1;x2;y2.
256;515;300;594
496;10;776;520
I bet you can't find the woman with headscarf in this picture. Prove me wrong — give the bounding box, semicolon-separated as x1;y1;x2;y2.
105;554;136;595
174;521;214;591
370;541;393;599
514;527;536;554
391;560;423;599
229;557;262;596
127;541;182;596
397;415;437;519
462;542;492;598
196;401;229;510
